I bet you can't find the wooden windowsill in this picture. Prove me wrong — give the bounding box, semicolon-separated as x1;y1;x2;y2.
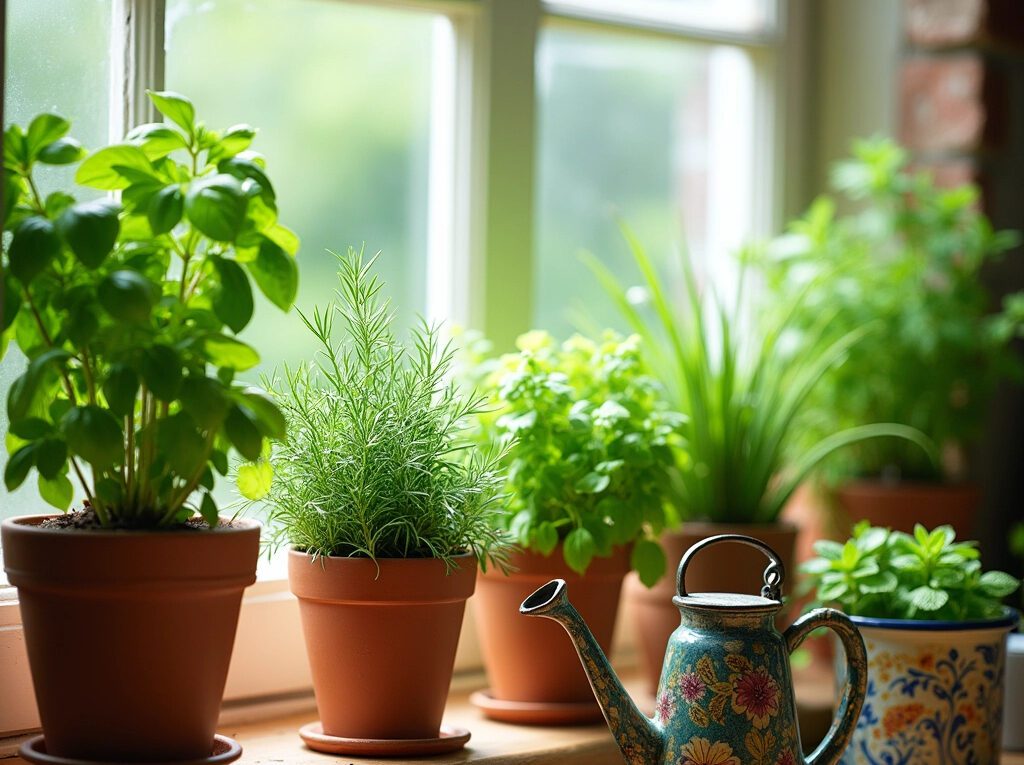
4;671;1024;764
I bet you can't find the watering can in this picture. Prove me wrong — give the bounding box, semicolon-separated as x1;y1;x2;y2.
521;534;867;765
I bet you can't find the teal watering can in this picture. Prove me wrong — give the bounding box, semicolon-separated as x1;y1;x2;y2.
521;534;867;765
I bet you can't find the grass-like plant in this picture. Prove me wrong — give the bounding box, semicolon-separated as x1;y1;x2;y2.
801;522;1020;620
261;249;510;570
586;230;935;524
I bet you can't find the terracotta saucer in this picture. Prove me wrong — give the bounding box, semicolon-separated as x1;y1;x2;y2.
298;721;471;757
19;735;242;765
469;689;605;726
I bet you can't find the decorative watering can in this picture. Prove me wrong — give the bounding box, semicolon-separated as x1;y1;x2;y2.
521;534;868;765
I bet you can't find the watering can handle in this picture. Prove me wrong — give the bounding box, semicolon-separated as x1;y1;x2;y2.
675;533;785;601
784;609;868;765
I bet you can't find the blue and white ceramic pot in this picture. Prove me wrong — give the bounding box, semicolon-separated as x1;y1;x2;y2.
839;609;1019;765
1003;633;1024;751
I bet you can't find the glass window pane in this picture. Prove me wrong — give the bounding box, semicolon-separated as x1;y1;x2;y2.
544;0;776;37
166;0;439;376
533;24;758;337
2;0;112;523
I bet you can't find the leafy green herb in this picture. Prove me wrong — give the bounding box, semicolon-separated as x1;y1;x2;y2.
801;522;1020;620
586;229;935;524
1;94;298;527
462;329;682;585
758;138;1023;482
260;249;510;571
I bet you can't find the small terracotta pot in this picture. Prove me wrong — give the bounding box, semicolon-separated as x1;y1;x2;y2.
623;522;797;695
837;480;979;539
1;514;259;762
288;550;476;740
475;546;630;704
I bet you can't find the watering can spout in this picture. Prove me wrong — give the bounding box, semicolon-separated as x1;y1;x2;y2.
520;580;663;764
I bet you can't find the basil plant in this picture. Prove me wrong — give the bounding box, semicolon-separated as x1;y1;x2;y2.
1;91;298;528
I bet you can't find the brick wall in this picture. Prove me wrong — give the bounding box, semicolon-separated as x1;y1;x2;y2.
899;0;1024;569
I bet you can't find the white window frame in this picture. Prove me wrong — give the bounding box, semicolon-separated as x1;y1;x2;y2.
0;0;805;738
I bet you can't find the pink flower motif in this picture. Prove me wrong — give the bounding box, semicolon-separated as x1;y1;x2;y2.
679;671;707;703
655;691;676;722
776;750;797;765
730;667;781;728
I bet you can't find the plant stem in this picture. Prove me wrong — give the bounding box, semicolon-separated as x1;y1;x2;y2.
135;387;153;510
26;174;45;214
18;283;105;520
69;457;104;523
80;345;98;404
161;431;215;526
22;288;86;410
125;406;136;513
179;253;191;302
22;287;55;347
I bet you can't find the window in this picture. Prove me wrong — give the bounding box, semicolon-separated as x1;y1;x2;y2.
545;0;776;37
165;0;441;365
1;0;113;523
534;23;759;337
1;0;795;729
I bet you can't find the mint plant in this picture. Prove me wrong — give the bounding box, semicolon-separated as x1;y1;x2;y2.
261;249;511;570
801;522;1020;621
758;138;1023;482
1;92;298;527
465;329;683;585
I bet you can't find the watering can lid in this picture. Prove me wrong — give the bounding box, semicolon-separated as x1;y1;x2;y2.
674;534;786;611
673;591;782;612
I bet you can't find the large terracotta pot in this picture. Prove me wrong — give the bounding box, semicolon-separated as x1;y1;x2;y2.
624;522;797;695
288;550;475;740
840;609;1018;764
475;546;630;706
837;480;979;539
0;514;259;762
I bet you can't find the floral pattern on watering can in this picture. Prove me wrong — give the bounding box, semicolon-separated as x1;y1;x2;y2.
839;615;1016;765
521;534;869;765
657;637;801;765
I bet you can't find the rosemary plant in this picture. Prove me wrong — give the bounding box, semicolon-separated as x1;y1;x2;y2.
262;249;510;570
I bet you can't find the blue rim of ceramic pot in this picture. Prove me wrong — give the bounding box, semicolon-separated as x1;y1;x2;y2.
849;606;1020;632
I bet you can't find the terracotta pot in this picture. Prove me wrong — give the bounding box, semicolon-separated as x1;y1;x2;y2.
782;483;843;669
0;514;259;762
837;480;979;539
288;550;475;740
624;522;797;695
475;546;630;704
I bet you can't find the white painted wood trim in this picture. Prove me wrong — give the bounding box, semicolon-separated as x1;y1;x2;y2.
109;0;166;140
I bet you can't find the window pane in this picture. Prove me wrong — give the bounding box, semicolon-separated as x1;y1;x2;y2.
544;0;776;37
533;25;758;337
166;0;439;376
1;0;112;523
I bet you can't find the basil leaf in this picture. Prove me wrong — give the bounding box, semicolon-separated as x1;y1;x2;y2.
61;405;124;468
57;199;121;269
147;90;196;134
212;258;254;333
9;216;62;285
245;238;298;311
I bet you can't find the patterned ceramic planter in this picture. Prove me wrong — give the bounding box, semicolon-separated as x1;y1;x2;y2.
840;609;1019;765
